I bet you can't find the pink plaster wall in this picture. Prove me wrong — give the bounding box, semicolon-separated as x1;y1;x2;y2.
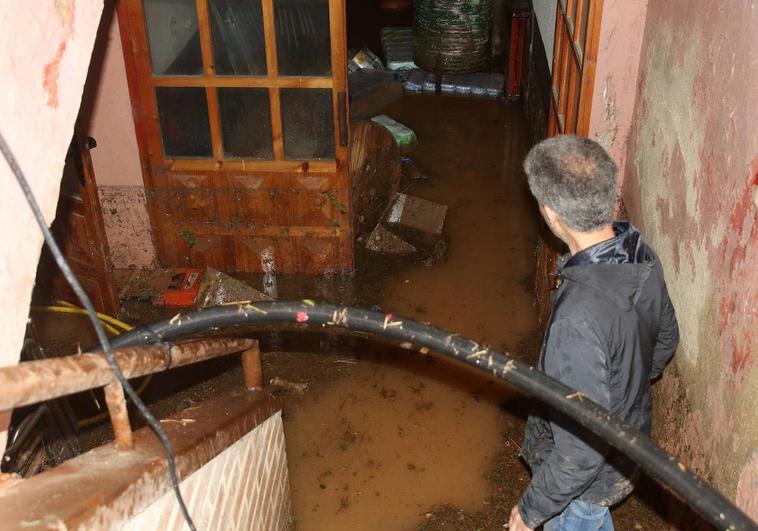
80;6;157;269
0;0;104;444
82;12;143;187
587;0;648;182
624;0;758;516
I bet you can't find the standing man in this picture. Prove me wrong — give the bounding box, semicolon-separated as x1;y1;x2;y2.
508;136;679;530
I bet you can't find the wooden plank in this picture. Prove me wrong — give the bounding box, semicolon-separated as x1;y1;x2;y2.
164;159;338;173
563;56;577;132
328;0;354;272
152;76;334;89
180;224;343;238
195;0;214;78
576;0;603;135
349;121;400;237
574;0;588;53
261;0;284;161
557;29;571;125
195;0;224;160
73;131;119;315
550;3;564;96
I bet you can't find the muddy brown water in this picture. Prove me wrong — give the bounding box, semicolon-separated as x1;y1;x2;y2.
280;94;541;530
26;94;669;529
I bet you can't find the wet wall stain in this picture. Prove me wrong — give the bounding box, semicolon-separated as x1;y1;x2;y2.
623;0;758;515
98;185;157;269
43;0;76;109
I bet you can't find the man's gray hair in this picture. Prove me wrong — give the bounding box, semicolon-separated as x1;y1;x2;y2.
524;135;618;232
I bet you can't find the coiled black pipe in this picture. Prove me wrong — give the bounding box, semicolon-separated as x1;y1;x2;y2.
111;301;757;531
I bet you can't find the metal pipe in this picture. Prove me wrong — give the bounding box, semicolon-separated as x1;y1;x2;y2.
104;381;133;450
0;338;255;412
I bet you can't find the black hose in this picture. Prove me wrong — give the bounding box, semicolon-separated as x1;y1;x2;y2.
111;301;757;531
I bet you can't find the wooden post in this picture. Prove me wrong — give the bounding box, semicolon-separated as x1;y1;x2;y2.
241;341;263;390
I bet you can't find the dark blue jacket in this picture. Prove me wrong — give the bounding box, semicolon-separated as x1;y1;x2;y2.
518;222;679;528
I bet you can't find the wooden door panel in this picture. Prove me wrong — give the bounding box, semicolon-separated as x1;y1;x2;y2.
173;233;234;270
35;135;117;315
234;236;294;273
118;0;353;274
58;201;91;262
169;173;219;225
294;237;340;274
290;175;339;226
228;174;291;229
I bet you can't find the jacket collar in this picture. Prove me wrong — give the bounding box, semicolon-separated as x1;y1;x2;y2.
561;222;649;269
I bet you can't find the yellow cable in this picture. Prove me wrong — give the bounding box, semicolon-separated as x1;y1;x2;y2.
29;304;152;428
32;305;122;335
56;300;133;332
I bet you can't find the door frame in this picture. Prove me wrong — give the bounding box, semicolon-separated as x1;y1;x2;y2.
547;0;603;136
536;0;604;330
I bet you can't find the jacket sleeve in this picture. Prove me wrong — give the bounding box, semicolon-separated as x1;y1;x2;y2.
518;317;611;528
651;277;679;380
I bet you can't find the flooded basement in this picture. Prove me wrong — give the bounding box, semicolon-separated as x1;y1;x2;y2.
24;94;673;530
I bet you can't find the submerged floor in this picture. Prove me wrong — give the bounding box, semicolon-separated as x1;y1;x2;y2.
280;94;538;529
272;95;669;530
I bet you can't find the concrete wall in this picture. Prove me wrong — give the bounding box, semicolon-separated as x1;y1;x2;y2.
79;4;156;269
623;0;758;520
531;0;556;72
0;0;103;445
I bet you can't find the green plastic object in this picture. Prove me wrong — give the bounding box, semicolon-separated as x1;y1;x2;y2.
370;114;417;152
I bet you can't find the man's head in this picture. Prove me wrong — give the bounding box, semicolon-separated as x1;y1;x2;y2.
524;135;617;239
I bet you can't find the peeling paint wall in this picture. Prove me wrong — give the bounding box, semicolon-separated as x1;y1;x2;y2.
624;0;758;519
588;0;648;178
79;4;157;269
0;0;103;446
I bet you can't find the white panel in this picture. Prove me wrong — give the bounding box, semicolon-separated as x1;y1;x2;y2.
533;0;558;72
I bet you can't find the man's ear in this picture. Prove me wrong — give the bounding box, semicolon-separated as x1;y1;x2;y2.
541;204;560;226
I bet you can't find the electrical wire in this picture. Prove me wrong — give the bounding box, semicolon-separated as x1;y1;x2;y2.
32;305;123;335
0;132;196;531
29;304;153;427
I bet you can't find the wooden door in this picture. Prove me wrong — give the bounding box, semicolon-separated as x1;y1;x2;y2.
117;0;352;274
536;0;603;329
34;135;119;316
547;0;602;136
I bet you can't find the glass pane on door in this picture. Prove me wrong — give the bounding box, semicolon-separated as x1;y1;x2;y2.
156;87;213;157
274;0;332;76
143;0;203;75
208;0;267;75
218;88;274;159
280;89;335;160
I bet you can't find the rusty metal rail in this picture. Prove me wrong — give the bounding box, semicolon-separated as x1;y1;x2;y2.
0;337;259;450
